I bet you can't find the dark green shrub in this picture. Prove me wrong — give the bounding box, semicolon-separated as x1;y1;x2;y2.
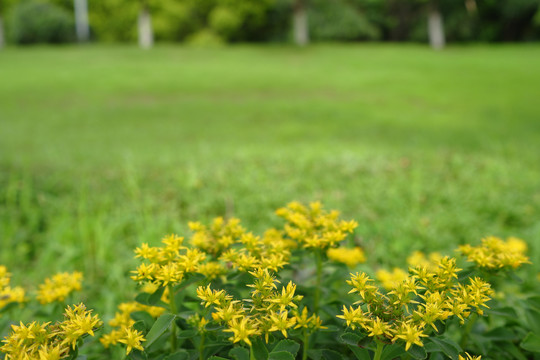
8;0;75;44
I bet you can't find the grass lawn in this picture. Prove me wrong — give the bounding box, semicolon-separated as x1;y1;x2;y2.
0;44;539;315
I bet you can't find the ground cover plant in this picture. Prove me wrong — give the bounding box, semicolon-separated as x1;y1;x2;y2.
0;44;539;357
0;202;538;359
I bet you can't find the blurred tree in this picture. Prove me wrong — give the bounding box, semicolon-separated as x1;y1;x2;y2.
138;0;153;48
74;0;90;41
293;0;308;45
427;0;445;48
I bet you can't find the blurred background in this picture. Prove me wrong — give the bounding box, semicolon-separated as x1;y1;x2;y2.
1;0;540;47
0;0;539;316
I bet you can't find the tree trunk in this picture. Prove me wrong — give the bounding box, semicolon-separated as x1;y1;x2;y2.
293;0;309;46
138;5;153;49
427;1;445;50
74;0;90;42
0;15;4;50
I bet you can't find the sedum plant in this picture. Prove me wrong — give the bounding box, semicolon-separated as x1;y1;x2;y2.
0;202;537;360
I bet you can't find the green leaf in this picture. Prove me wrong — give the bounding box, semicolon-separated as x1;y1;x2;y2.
132;320;147;333
164;350;190;360
208;357;229;360
520;332;540;353
483;327;518;342
348;345;371;360
381;343;406;360
525;295;540;312
144;314;176;349
148;286;166;305
176;329;198;339
427;338;460;360
524;307;540;334
498;342;528;360
322;349;344;359
307;349;323;360
340;332;362;346
128;350;148;360
268;351;295;360
271;339;300;357
487;306;519;322
229;346;250;360
131;311;155;330
407;344;427;359
252;337;269;360
135;292;151;306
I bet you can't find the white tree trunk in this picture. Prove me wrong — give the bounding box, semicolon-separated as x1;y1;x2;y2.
74;0;90;42
0;16;5;50
293;0;309;46
138;6;153;49
428;4;445;50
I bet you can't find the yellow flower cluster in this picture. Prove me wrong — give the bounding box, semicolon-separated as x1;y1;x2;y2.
0;303;101;360
197;268;324;346
376;268;408;290
0;265;25;310
36;272;83;305
133;227;295;288
458;236;530;269
217;230;294;272
276;201;357;249
376;251;442;290
338;257;493;351
327;247;366;268
188;217;245;255
131;234;206;286
100;301;157;354
407;251;443;271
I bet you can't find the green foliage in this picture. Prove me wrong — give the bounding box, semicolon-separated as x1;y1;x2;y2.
308;0;381;41
187;28;225;46
7;0;75;44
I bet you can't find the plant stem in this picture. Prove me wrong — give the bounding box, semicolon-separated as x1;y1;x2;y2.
168;284;178;351
250;344;256;360
460;313;477;349
373;340;384;360
314;249;323;314
198;332;205;360
302;329;310;360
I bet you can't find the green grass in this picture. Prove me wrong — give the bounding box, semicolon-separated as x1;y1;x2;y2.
1;44;539;315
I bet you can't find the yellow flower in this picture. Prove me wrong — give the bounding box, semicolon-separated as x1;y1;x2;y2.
268;311;296;338
457;236;530;270
336;305;364;330
393;322;427;350
376;268;408;290
118;327;145;355
224;318;259;346
364;318;393;338
459;353;481;360
1;303;100;359
347;272;379;301
196;284;231;308
266;281;303;311
197;261;226;280
212;302;244;323
36;272;83;304
327;247;366;268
